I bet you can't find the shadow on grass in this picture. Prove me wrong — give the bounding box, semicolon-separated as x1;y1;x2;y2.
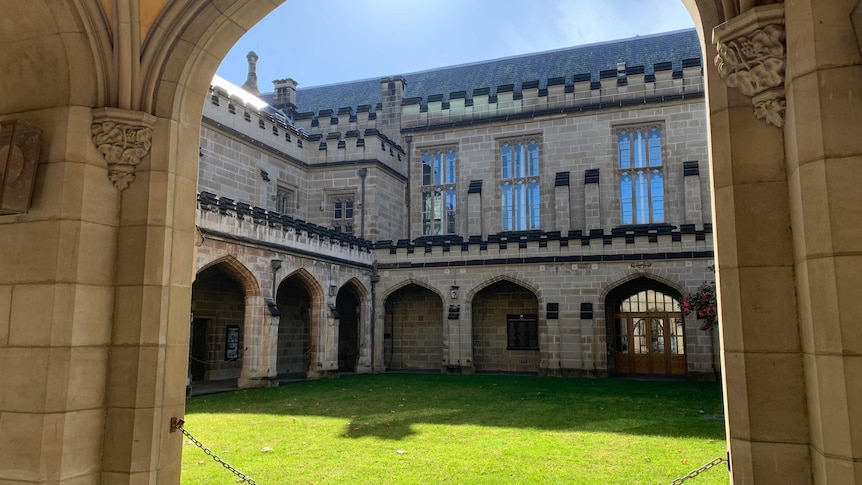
185;374;725;442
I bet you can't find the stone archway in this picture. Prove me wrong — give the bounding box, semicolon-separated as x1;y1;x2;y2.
2;1;862;483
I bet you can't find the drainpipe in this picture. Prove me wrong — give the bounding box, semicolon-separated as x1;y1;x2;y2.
358;168;367;239
404;135;413;241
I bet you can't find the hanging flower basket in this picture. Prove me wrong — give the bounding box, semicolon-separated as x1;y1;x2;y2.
680;282;718;331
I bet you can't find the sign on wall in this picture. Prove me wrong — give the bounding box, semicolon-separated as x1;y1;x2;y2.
225;326;240;361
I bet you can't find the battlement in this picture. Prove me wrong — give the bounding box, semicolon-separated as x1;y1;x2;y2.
197;191;374;266
373;224;713;268
205;83;314;162
401;58;703;130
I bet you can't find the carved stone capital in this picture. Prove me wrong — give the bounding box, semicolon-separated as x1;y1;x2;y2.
713;4;786;127
91;108;157;191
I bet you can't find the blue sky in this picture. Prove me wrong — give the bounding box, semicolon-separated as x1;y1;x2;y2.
217;0;695;93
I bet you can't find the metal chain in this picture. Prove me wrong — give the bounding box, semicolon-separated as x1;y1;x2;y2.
670;456;728;484
176;420;260;485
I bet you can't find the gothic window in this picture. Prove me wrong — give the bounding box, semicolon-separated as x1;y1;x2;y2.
500;138;540;231
275;185;294;215
421;148;457;235
332;196;354;234
617;126;664;224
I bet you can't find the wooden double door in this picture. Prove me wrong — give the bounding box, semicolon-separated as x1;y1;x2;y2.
614;312;686;376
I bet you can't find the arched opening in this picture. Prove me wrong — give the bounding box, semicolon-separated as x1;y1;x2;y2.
471;280;540;373
336;282;362;372
605;278;686;377
275;273;315;379
190;263;248;384
383;283;444;371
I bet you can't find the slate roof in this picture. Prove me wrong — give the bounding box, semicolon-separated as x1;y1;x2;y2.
266;29;701;116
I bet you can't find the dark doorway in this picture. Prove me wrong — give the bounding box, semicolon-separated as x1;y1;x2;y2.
336;284;360;371
190;317;210;381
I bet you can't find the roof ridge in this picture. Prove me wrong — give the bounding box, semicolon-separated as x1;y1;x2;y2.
271;28;697;94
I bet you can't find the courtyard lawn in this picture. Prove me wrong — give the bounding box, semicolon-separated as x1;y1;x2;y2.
181;374;726;485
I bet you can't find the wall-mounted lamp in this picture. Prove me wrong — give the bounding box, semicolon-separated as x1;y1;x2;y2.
328;303;340;319
0;120;42;215
329;285;338;297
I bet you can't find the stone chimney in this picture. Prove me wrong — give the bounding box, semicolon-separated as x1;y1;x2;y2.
272;78;299;118
379;75;406;139
242;51;260;95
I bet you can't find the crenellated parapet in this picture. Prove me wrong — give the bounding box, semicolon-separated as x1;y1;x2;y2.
197;191;374;266
205;83;314;164
401;58;703;131
373;224;713;268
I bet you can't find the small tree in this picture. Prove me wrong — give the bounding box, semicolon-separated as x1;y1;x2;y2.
680;282;718;330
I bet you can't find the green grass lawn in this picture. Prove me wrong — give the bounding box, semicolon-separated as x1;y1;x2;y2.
181;374;726;485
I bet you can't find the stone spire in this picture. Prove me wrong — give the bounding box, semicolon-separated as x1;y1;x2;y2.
242;51;260;95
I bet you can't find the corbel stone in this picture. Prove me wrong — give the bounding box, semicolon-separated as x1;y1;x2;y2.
91;107;157;191
713;4;786;127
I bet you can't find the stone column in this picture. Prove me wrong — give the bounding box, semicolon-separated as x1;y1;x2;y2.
262;300;281;386
236;295;271;388
356;290;373;374
580;303;596;375
783;0;862;481
683;161;703;226
541;303;561;376
584;169;600;231
0;106;121;484
554;172;571;234
712;5;811;481
99;110;198;484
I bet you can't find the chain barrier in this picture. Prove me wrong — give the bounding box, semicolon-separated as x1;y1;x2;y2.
176;420;260;485
670;456;728;484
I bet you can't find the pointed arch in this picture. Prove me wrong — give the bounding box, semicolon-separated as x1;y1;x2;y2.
467;274;540;302
601;272;684;303
280;268;325;301
381;278;445;302
196;255;260;297
341;277;368;301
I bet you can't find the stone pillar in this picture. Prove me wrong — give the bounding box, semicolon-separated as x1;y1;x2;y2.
683;161;703;226
262;300;280;386
783;0;862;481
0;106;121;484
449;299;473;374
236;295;270;388
541;303;561;376
356;290;373;374
580;303;596;375
99;111;198;484
584;169;600;231
467;180;483;237
712;4;811;481
553;172;571;233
